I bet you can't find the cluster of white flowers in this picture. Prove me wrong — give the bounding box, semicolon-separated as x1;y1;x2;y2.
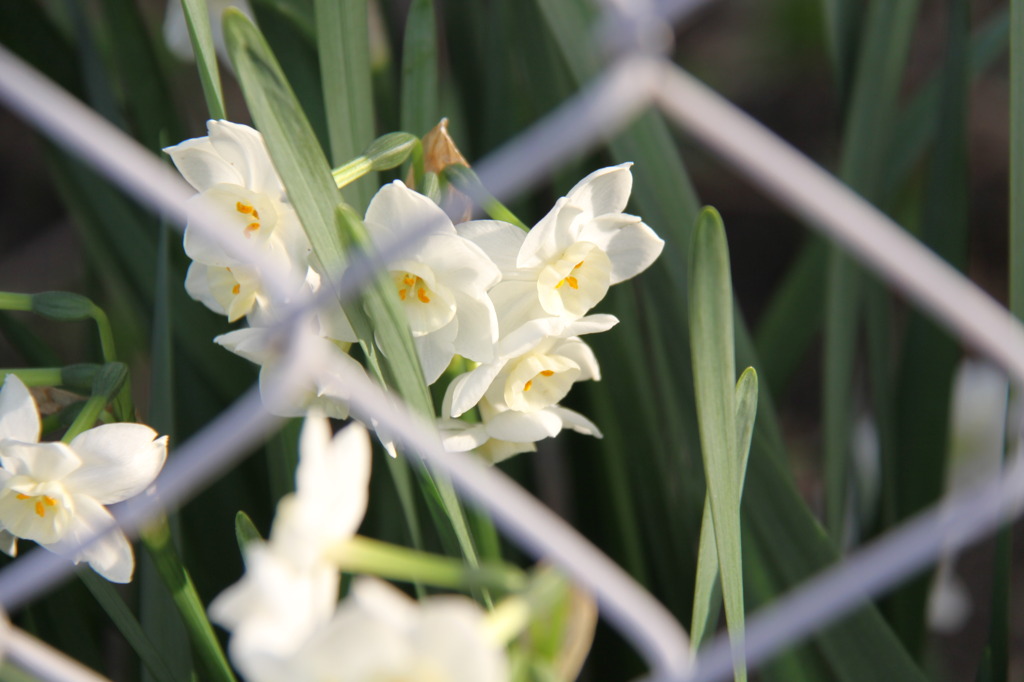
165;120;664;462
0;376;167;582
209;414;507;682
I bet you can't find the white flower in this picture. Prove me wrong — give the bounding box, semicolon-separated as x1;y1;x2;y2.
439;316;612;461
0;376;166;583
164;121;312;322
163;0;255;63
215;317;361;420
447;315;617;419
364;181;502;384
462;164;664;332
285;578;508;682
210;417;371;679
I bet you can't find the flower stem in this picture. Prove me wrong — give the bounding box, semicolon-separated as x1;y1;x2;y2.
442;164;529;231
0;293;33;312
335;535;526;594
0;368;63;387
332;156;374;189
140;516;238;682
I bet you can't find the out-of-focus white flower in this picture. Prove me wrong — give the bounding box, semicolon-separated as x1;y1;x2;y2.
284;578;508;682
164;120;311;322
163;0;255;63
210;417;372;680
0;376;166;583
364;181;501;384
215;318;360;420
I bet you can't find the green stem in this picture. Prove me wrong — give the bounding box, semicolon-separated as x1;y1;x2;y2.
0;368;62;387
60;394;108;442
443;165;529;230
331;156;374;189
140;517;238;682
0;293;32;312
335;535;525;594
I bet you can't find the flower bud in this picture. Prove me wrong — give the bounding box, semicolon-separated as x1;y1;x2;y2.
31;292;95;321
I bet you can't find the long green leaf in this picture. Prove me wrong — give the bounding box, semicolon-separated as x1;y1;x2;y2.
98;0;183;150
691;367;758;650
689;207;746;681
141;517;237;682
225;15;482;577
316;0;377;210
141;221;196;682
79;571;178;682
400;0;439;138
180;0;227;120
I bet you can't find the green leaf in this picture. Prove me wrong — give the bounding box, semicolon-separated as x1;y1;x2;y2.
888;0;971;654
98;0;183;150
316;0;377;210
180;0;227;120
691;368;758;650
235;510;264;553
79;570;179;682
141;517;237;682
689;207;746;681
224;7;348;275
400;0;439;138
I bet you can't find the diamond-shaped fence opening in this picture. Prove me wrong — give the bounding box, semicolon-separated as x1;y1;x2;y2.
0;1;1019;681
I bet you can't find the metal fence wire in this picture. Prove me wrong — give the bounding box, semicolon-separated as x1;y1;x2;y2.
0;1;1021;681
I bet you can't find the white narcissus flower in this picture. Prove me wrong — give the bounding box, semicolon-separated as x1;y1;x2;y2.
0;375;166;583
440;316;612;462
163;0;255;63
462;163;664;332
447;315;617;419
164;120;312;322
283;578;508;682
364;181;502;384
215;316;361;420
210;417;372;681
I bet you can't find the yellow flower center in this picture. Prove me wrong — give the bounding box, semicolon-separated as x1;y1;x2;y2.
16;493;57;518
236;201;261;237
397;273;431;303
555;261;585;290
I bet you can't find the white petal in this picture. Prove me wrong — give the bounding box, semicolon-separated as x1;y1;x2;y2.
210;543;337;673
564;163;634;216
437;420;489;452
488;279;545;337
450;292;499;364
47;496;134;583
365;181;455;244
548;405;603;437
418;234;501;292
554;337;602;382
184;263;228;315
448;362;507;418
0;530;17;557
0;441;80;480
564;314;620;337
163;137;243;191
207;120;282;194
587;216;665;284
291;420;371;546
477;438;536;464
414;323;458;386
458;220;526;275
484;409;564;442
65;425;167;504
518;199;582;269
0;375;40;443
